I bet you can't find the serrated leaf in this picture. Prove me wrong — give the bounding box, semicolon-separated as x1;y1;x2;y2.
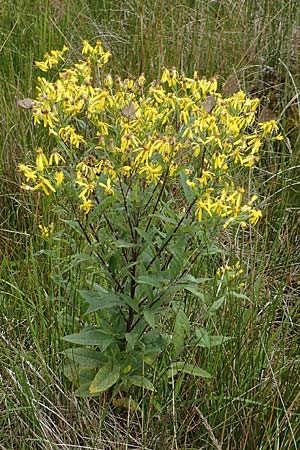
135;227;158;248
206;296;226;316
181;285;206;301
125;332;138;351
108;250;122;272
231;292;249;300
63;363;79;382
171;307;190;356
79;290;122;313
168;362;211;378
143;309;155;329
142;328;165;348
63;329;114;350
89;362;120;393
114;239;137;248
87;196;115;220
64;348;106;368
151;213;177;225
128;375;155;391
62;219;85;236
75;382;100;397
194;327;231;348
120;294;139;312
174;309;190;335
136;271;171;287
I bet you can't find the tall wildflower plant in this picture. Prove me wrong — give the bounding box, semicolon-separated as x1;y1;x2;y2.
19;41;282;397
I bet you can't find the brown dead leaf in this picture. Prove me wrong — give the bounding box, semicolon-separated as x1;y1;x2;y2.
222;73;239;96
258;107;276;122
16;98;34;109
202;94;216;114
121;101;136;120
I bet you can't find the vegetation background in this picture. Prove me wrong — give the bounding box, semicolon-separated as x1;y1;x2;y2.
0;0;299;449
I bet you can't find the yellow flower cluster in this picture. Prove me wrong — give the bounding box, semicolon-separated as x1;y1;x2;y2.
35;46;69;72
19;40;282;225
18;147;64;195
217;261;244;280
38;223;54;238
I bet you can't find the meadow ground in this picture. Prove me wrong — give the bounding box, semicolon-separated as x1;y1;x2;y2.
1;1;300;449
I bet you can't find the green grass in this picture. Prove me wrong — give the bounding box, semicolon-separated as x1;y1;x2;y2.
1;1;300;449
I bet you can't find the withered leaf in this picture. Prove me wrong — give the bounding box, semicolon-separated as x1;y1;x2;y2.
121;101;136;120
222;73;239;96
258;107;276;123
16;97;34;109
202;94;216;114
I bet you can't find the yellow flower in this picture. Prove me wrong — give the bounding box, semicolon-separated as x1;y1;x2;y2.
186;180;196;188
161;67;178;87
78;181;96;200
54;171;64;186
139;163;163;184
35;147;48;172
58;126;85;148
49;151;65;166
32;176;56;195
18;164;37;182
249;209;262;225
39;223;54;238
259;120;278;135
98;178;114;196
80;199;93;214
35;46;68;71
197;170;214;186
82;40;94;55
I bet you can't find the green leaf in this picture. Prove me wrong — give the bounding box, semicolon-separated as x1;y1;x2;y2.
125;332;139;351
128;375;155;391
108;250;122;272
206;245;223;255
174;307;190;335
142;329;167;353
63;363;79;382
62;219;85;236
143;309;156;329
88;196;115;221
181;285;206;301
79;290;122;313
194;327;232;348
89;362;120;393
136;271;171;288
168;362;211;378
75;382;100;397
113;397;140;412
172;307;190;356
114;239;138;249
206;296;226;316
64;348;107;368
180;274;208;284
63;329;114;351
120;294;140;312
150;213;177;225
135;227;157;248
179;171;196;202
231;292;249;300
